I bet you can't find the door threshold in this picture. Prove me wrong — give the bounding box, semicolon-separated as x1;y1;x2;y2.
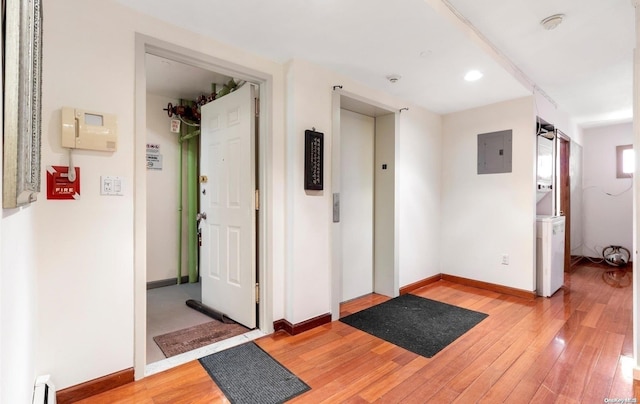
144;329;265;377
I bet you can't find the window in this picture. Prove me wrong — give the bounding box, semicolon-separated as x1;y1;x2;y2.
616;144;634;178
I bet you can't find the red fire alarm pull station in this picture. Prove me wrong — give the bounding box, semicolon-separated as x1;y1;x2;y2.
47;166;80;200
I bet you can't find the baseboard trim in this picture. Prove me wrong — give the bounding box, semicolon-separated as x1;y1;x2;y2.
570;255;585;266
399;274;442;295
441;274;536;300
273;313;331;336
56;368;134;404
147;276;191;290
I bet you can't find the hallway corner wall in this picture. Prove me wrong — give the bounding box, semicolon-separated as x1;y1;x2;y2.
441;96;537;292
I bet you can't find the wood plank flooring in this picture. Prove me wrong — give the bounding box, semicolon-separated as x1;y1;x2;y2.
77;262;638;403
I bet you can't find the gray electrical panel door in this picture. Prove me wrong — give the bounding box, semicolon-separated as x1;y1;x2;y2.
477;130;512;174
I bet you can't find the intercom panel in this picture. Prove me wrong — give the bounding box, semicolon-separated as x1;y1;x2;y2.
62;107;117;151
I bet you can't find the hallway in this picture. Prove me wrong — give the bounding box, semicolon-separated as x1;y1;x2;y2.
79;261;635;402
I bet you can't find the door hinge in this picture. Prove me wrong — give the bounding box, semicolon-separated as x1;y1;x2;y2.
255;189;260;211
254;98;260;117
255;283;260;304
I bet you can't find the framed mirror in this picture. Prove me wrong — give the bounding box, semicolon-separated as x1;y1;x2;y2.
2;0;43;208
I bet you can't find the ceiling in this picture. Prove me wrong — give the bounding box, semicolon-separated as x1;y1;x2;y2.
145;53;233;101
129;0;636;128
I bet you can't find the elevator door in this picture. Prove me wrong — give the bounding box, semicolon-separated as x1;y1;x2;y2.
340;109;374;301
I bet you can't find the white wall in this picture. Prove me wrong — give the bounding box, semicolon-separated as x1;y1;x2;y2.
441;96;537;291
37;0;285;390
37;0;135;387
581;122;634;258
1;209;38;404
285;59;443;323
396;109;443;287
284;60;334;323
146;94;186;282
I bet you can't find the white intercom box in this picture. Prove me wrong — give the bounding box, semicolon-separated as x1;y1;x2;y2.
61;107;117;151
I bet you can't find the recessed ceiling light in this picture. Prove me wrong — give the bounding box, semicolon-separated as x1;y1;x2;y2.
540;14;565;30
464;70;483;82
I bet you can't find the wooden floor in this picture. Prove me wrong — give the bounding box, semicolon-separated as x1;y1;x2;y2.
78;262;638;403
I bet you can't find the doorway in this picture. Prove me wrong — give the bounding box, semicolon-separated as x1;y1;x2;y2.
340;109;374;300
145;56;258;364
557;134;571;272
134;35;271;378
331;91;398;319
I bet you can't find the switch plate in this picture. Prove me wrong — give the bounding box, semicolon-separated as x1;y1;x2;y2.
101;176;123;196
501;254;509;265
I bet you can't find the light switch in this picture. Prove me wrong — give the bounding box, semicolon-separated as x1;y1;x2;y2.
101;176;124;196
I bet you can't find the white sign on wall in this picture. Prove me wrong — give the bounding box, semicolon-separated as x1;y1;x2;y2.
170;119;181;133
146;153;163;170
146;143;162;170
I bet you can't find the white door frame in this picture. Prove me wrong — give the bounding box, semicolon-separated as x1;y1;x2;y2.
330;89;400;320
133;34;273;379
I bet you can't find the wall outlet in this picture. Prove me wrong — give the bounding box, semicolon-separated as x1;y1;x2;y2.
501;254;509;265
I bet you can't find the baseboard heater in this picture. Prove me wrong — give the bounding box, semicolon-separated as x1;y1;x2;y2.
33;375;56;404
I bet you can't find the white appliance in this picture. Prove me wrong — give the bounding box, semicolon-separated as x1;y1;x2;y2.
536;215;565;297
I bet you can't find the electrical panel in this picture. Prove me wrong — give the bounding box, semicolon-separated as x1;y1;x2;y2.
477;130;512;175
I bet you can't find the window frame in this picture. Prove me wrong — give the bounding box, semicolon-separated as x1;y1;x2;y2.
616;144;634;178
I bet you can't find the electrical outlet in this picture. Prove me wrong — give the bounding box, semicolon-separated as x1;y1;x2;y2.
501;254;509;265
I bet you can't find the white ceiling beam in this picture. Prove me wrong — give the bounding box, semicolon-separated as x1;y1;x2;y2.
423;0;558;108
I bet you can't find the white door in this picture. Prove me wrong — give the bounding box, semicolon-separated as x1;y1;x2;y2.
340;109;374;301
200;84;256;328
